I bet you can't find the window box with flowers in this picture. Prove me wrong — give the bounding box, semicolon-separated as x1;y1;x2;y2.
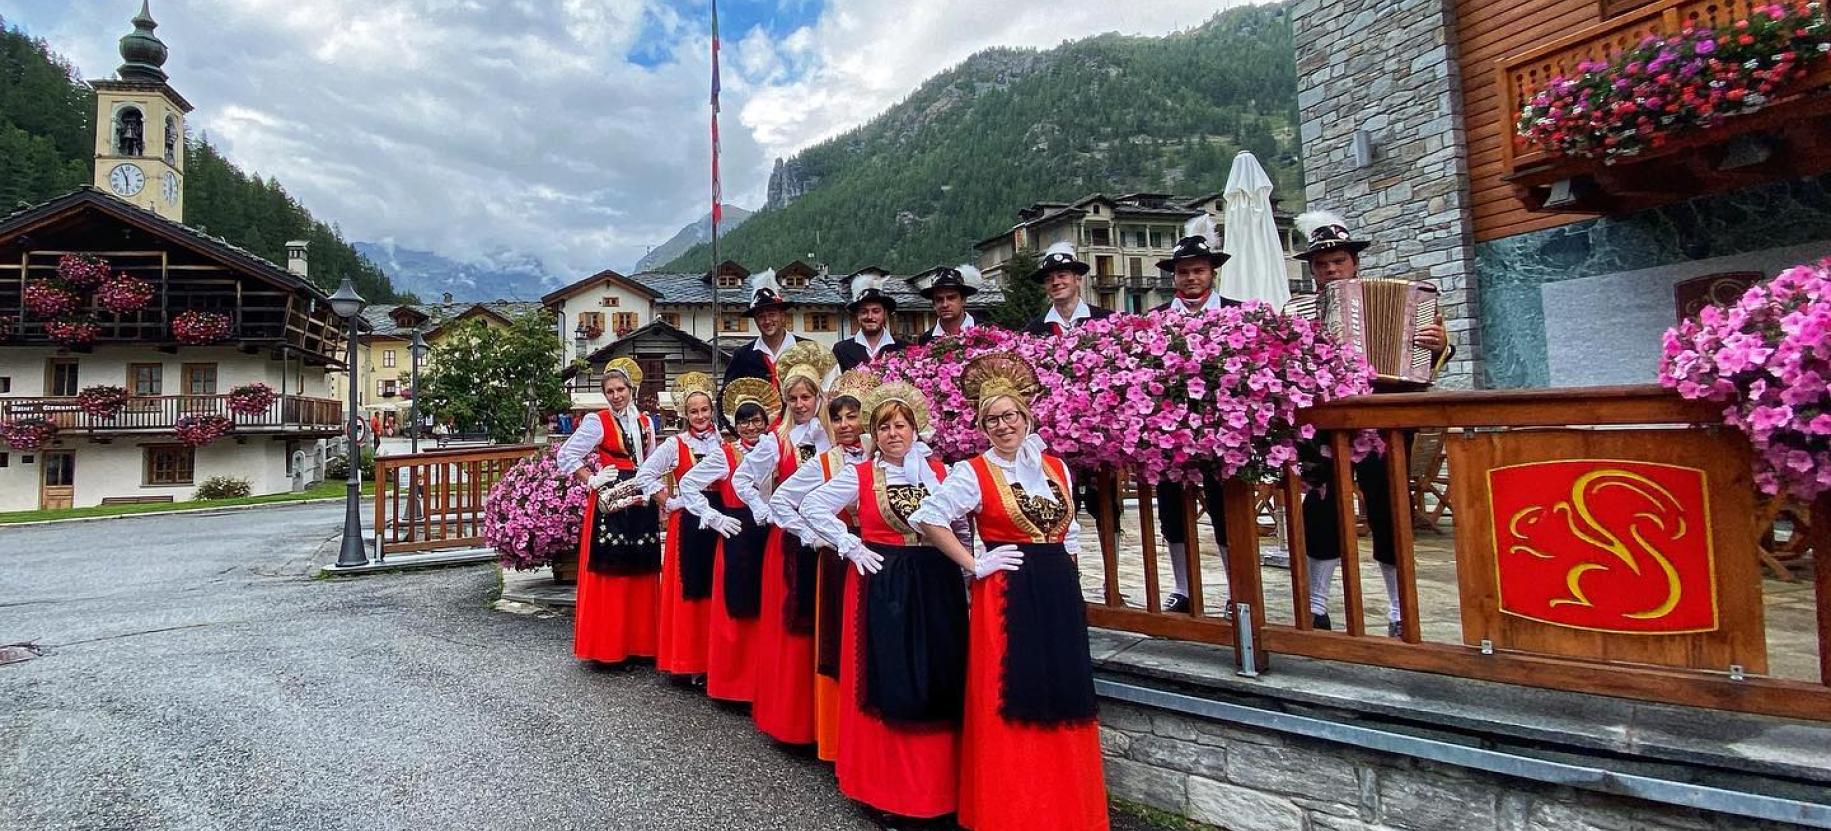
75;385;130;420
227;382;277;416
174;414;235;447
95;275;156;314
171;310;233;345
45;318;101;347
1;417;58;451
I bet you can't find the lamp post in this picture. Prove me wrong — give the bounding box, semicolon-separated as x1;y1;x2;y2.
408;329;429;454
328;277;369;568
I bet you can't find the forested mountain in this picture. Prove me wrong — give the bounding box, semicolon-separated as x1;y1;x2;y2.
0;17;408;303
635;205;752;272
664;3;1301;274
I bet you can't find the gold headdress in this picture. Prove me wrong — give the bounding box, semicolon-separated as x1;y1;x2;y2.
777;340;836;390
603;357;643;388
672;371;715;408
860;380;931;433
829;369;878;402
960;352;1041;407
721;377;782;425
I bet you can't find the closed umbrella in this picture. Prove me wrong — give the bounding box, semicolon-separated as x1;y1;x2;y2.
1219;151;1290;308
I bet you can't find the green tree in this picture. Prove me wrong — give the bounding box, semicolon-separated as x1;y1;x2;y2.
987;248;1046;330
417;310;568;443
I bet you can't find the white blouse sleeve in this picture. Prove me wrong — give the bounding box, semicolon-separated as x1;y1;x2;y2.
631;437;678;498
909;460;983;529
733;437;779;524
677;448;732;522
556;414;603;475
1060;466;1082;557
799;463;863;559
769;461;830;545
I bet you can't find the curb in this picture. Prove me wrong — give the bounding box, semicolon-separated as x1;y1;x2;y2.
0;497;349;530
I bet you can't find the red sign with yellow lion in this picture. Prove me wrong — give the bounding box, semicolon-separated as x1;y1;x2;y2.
1489;460;1718;634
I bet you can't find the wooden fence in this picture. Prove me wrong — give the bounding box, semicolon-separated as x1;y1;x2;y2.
372;444;540;558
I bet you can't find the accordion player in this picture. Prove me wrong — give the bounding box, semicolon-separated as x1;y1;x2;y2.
1283;278;1449;389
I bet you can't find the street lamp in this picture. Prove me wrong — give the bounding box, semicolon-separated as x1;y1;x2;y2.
327;277;368;568
408;328;429;454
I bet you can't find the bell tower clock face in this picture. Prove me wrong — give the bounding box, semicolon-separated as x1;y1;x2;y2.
162;170;179;205
108;162;146;197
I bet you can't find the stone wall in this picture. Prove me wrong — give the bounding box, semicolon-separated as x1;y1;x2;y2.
1099;700;1805;831
1290;0;1481;388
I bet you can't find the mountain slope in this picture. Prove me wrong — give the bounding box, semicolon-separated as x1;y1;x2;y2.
663;3;1301;274
635;205;752;272
354;241;553;302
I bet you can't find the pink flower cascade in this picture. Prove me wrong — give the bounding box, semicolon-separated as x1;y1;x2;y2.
55;255;110;291
171;309;232;345
44;319;100;346
872;304;1377;484
482;447;589;570
96;275;156;313
174;414;235;447
227;382;278;416
1660;257;1831;500
75;385;130;419
1;417;57;451
23;283;79;318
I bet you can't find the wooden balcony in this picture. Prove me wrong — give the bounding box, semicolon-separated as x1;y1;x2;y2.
1498;0;1831;213
1;393;345;435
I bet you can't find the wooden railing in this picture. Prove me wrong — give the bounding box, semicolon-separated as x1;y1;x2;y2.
372;444;540;558
1497;0;1831;177
1083;385;1831;721
0;394;343;432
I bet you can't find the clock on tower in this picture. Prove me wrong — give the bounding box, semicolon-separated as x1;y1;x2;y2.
90;2;192;222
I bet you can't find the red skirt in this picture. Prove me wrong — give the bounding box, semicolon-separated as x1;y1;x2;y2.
957;574;1107;831
752;528;817;743
706;536;762;702
837;567;959;818
573;498;658;663
656;509;712;675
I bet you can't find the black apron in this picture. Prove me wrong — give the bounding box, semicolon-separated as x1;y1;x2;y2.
816;548;847;679
782;531;819;634
718;492;769;619
675;489;722;600
857;542;970;727
990;541;1097;726
585;468;661;575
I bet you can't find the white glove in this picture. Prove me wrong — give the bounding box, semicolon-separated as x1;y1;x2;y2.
598;489;643;513
973;544;1024;579
602;478;641;503
586;468;621;490
702;512;744;539
662;496;685;513
838;537;883;574
747;504;775;527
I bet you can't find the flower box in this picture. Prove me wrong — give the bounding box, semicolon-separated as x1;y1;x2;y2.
96;275;156;314
1;417;57;451
483;448;589;574
24;283;80;319
171;309;233;345
55;254;110;292
44;319;100;346
227;382;277;416
75;385;130;420
174;414;235;447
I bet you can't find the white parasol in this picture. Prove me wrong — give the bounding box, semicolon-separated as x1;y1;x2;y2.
1219;151;1290;308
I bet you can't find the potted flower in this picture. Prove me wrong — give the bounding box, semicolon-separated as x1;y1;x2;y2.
23;283;80;318
227;382;277;416
173;414;235;447
44;318;101;347
1661;256;1831;500
482;447;588;583
95;274;156;314
55;254;110;292
171;309;233;345
1;417;58;451
75;385;130;420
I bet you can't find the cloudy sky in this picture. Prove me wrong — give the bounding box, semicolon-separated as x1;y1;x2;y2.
7;0;1243;280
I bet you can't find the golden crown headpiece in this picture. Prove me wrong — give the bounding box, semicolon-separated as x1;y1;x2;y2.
721;377;782;425
860;380;931;434
960;352;1041;407
777;340;836;389
604;357;643;388
672;371;716;408
828;369;879;402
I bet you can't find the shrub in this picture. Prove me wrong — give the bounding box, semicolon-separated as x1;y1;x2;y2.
193;476;252;500
325;446;376;480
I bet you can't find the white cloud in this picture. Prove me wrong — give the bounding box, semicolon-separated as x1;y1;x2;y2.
19;0;1250;283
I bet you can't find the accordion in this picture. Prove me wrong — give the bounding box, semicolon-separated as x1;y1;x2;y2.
1284;278;1440;388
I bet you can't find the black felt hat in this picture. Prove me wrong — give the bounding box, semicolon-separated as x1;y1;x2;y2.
741;269;794;317
1155;214;1230;271
1028;242;1092;283
847;273;898;314
915;265;982;299
1293;210;1372;261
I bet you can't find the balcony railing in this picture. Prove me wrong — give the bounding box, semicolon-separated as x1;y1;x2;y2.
1498;0;1831;181
1;394;344;433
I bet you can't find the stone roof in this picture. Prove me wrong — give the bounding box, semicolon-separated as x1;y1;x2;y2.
359;300;543;338
627;269;850;307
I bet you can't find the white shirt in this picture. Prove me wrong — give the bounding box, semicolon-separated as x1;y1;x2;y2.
752;333;797;362
632;428;724;499
848;329;895;359
768;444;867;546
925;313;976;341
909;452;1081;556
556;406;651;475
677;438;760;522
798;456;969;560
734;420;833;523
1167;290;1225;315
1042;301;1093;329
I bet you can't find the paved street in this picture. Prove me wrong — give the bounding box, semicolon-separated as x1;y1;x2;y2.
0;504;876;831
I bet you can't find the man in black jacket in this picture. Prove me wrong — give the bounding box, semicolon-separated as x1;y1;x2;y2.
723;269;803;388
1022;241;1114;336
914;265;984;346
832;272;906;370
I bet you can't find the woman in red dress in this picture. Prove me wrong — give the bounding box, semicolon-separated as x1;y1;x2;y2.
555;358;661;664
768;370;873;762
735;343;836;744
621;371;724;677
677;378;780;703
799;381;969;822
912;353;1108;831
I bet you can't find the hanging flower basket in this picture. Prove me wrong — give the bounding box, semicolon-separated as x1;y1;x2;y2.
24;283;80;318
0;315;14;343
171;309;233;345
1;417;58;451
95;275;156;314
174;414;235;447
227;382;277;415
44;318;101;346
75;385;130;420
55;254;110;292
1516;3;1831;161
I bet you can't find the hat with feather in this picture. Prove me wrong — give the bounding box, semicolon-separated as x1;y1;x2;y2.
1292;210;1371;261
847;271;898;314
742;268;794;316
914;264;984;299
1028;240;1093;283
1156;213;1231;272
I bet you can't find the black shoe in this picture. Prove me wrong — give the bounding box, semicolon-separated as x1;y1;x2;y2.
1388;620;1403;638
1312;611;1332;630
1164;593;1191;613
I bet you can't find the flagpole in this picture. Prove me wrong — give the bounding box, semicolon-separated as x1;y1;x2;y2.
708;0;723;384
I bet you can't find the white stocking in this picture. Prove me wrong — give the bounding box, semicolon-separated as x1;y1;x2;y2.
1381;562;1403;623
1307;556;1338;616
1168;542;1190;596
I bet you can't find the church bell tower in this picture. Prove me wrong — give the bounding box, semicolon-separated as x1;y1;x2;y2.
91;1;193;222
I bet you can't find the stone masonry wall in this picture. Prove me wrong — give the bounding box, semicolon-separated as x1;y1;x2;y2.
1100;700;1806;831
1290;0;1482;388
